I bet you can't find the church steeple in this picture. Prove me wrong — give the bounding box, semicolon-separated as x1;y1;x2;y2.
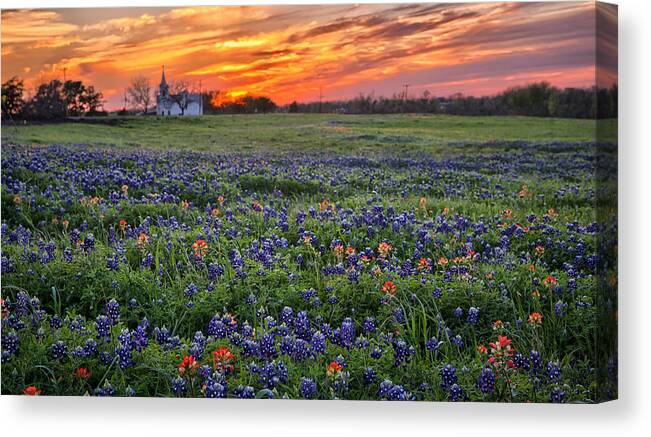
159;65;169;97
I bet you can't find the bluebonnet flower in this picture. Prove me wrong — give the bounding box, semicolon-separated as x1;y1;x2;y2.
51;340;68;360
440;364;458;389
105;299;120;325
339;317;355;348
207;315;228;338
280;306;294;326
310;332;326;355
255;361;289;389
204;378;227;398
555;301;568;316
184;283;199;298
207;263;224;281
50;315;62;330
188;331;207;359
234;385;255;399
451;334;464;348
82;233;95;251
550;387;566;403
295;311;311;340
530;350;543;371
363;367;377;385
546;361;562;382
387;384;410;401
476;367;496;394
300;378;317;399
362;316;376;334
426;337;443;352
393;340;415;367
106;253;120;270
370;347;383;359
2;331;19;356
448;383;464;402
94;383;116;397
260;332;278;359
379;379;393;398
467;307;480;324
453;307;463;318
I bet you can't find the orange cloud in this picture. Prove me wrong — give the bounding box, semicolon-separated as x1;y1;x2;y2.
1;2;616;110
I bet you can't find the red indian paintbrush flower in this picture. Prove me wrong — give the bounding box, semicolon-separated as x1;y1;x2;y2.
326;361;343;376
177;355;200;376
192;239;208;258
23;386;42;396
528;312;543;325
74;367;92;379
212;346;236;373
382;280;396;296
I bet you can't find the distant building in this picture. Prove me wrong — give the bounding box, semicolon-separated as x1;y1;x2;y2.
156;67;202;116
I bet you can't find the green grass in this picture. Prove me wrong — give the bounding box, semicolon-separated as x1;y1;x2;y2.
1;114;616;153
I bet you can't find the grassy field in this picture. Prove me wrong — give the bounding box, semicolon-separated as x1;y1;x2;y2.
1;114;615;153
1;114;617;401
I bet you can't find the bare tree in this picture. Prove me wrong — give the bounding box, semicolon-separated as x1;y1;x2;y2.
127;75;152;114
170;81;190;115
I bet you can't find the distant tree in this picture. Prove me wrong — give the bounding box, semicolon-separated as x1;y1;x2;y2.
127;76;152;114
24;79;67;120
170;81;191;115
1;76;24;119
21;79;103;120
201;90;221;114
243;96;276;113
288;101;299;113
79;85;104;114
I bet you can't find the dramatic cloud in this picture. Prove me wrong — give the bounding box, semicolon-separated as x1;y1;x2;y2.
1;2;617;109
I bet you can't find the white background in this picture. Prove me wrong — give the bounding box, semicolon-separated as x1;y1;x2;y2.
0;0;649;435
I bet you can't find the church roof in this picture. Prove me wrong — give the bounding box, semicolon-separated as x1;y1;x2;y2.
160;66;168;88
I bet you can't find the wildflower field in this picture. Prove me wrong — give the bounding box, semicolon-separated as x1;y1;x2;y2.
0;115;617;402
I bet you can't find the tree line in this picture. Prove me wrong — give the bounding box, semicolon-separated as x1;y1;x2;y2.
284;82;617;119
2;77;105;120
3;76;617;120
201;90;277;114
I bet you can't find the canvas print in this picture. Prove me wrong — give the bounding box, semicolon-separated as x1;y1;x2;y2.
0;2;617;402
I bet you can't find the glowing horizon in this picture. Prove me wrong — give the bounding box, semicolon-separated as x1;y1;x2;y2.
1;2;617;110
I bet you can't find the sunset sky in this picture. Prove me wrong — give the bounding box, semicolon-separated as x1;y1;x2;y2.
1;2;618;110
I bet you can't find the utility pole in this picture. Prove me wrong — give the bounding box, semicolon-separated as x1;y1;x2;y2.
403;84;410;101
63;67;68;117
123;88;128;113
199;79;203;115
318;85;323;113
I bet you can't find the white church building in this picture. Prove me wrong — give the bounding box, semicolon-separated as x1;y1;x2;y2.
156;67;203;116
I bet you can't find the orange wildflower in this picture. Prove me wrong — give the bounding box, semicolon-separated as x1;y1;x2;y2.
528;312;543;325
74;367;92;379
377;242;392;258
319;199;329;212
382;280;397;296
23;386;42;396
192;239;208;258
326;361;344;376
177;355;200;376
137;232;149;247
212;346;236;373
